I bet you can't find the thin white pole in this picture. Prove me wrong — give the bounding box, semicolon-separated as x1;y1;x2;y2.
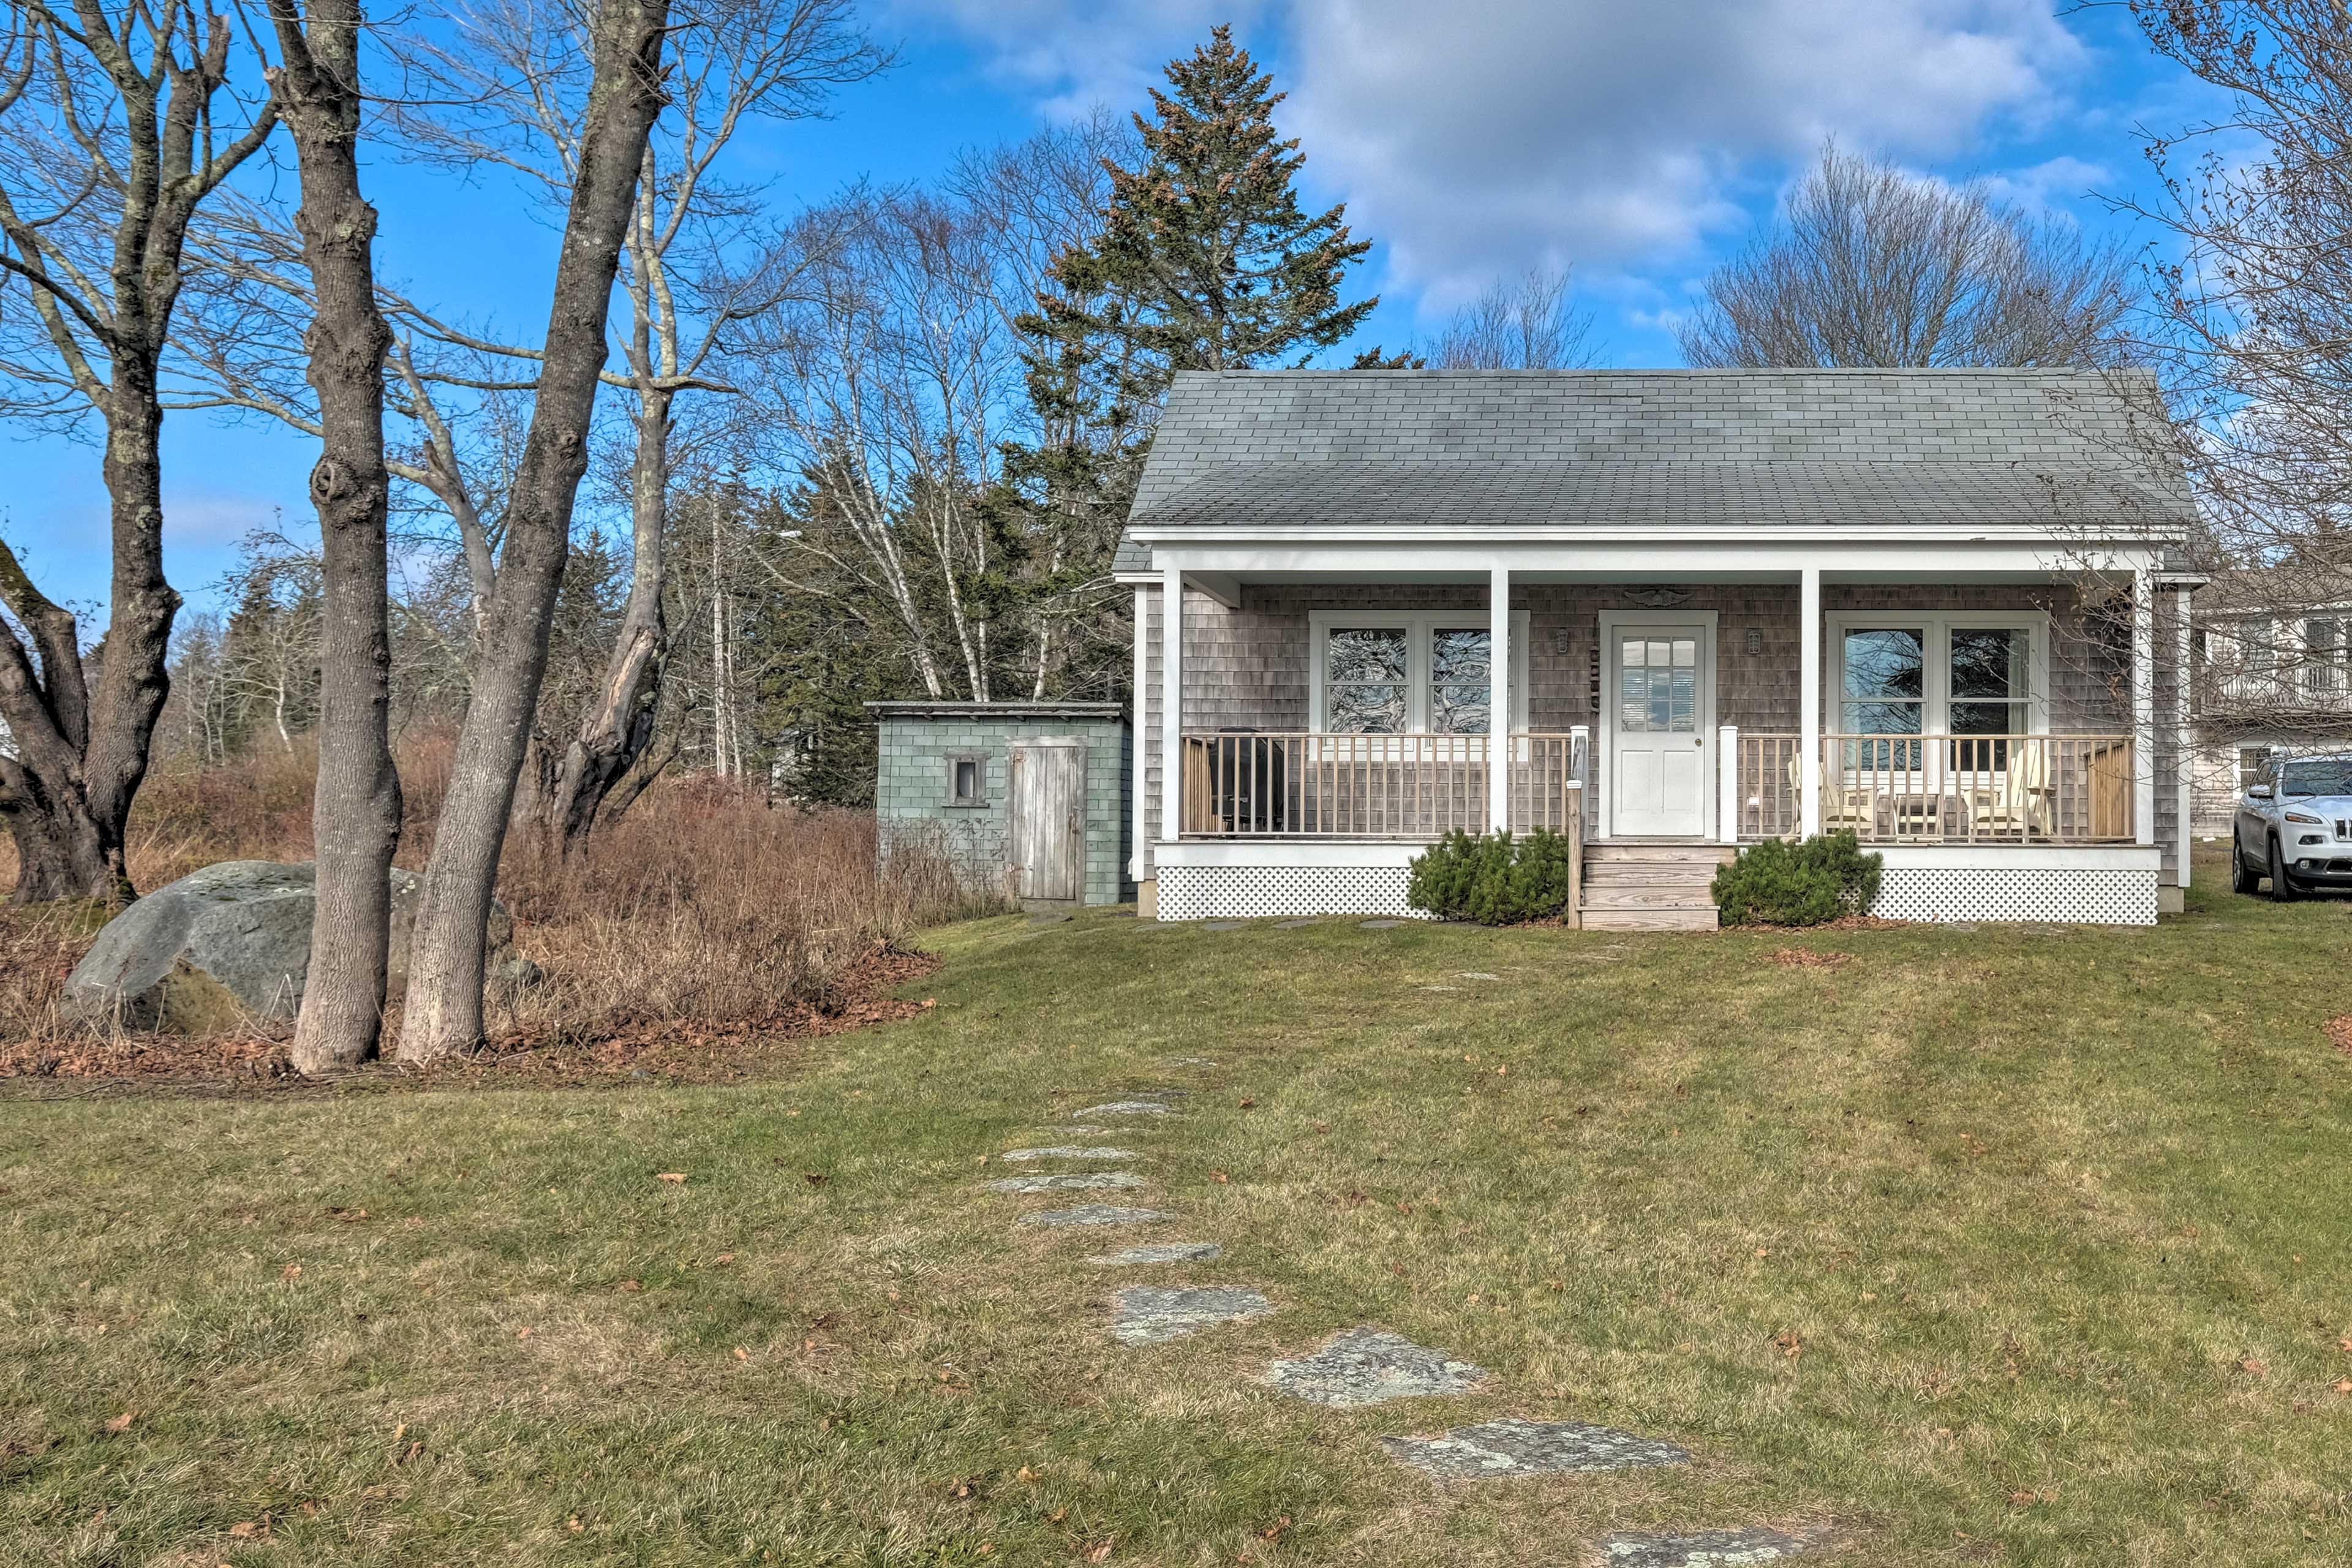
1718;724;1740;844
1800;568;1822;836
1161;566;1183;842
1130;584;1148;884
1488;566;1511;833
2174;584;2193;889
2135;570;2157;847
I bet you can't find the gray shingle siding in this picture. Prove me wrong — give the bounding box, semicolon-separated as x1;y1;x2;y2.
874;708;1133;905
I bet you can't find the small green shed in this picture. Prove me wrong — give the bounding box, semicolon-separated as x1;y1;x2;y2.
869;701;1133;908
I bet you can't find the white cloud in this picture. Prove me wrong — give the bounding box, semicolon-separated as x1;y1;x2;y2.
891;0;2095;312
1284;0;2090;306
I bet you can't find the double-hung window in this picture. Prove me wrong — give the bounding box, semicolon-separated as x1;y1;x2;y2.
1309;611;1530;740
1832;614;2046;775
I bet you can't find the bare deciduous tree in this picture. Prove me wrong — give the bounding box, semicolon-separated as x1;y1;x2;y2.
1427;265;1597;370
396;0;675;1061
2112;2;2352;750
0;0;277;903
1679;142;2134;370
262;0;401;1072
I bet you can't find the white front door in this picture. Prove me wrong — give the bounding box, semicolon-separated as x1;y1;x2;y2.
1608;622;1713;837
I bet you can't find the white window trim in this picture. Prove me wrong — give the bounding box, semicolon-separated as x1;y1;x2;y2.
1826;610;2052;735
1307;609;1531;733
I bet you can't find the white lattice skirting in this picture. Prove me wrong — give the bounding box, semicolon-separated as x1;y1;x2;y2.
1153;850;1432;921
1871;862;2160;925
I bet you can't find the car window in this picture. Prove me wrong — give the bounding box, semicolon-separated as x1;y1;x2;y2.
2278;760;2352;797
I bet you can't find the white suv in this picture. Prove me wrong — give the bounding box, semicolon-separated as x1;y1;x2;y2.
2233;752;2352;899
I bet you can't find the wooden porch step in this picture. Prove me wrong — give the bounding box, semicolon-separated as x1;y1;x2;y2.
1585;842;1740;864
1582;886;1721;910
1583;861;1722;886
1582;905;1721;932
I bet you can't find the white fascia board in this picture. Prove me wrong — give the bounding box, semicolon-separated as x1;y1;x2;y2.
1153;839;1432;869
1143;540;2169;578
1874;844;2163;871
1127;523;2183;546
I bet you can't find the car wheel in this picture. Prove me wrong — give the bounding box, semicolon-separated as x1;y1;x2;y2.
2268;834;2302;902
2232;831;2258;895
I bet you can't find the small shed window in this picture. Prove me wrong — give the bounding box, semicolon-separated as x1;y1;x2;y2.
948;754;987;806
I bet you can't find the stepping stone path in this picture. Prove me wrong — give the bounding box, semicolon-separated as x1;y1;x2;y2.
1381;1417;1692;1478
1457;971;1501;981
1036;1125;1111;1136
1110;1285;1273;1345
1263;1329;1485;1408
1162;1055;1216;1067
987;1172;1145;1194
1086;1242;1221;1266
1599;1528;1814;1566
1000;1147;1142;1163
1020;1204;1172;1228
985;1075;1817;1557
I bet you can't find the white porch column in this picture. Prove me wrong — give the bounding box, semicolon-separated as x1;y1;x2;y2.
1160;565;1183;842
1799;568;1822;836
2134;570;2157;847
1131;585;1149;881
1489;565;1511;833
2174;584;2194;888
1718;725;1740;844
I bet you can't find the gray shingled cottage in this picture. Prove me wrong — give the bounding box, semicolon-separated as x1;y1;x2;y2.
1112;368;2199;927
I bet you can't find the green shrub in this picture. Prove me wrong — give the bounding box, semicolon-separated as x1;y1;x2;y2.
1407;828;1577;924
1711;831;1883;927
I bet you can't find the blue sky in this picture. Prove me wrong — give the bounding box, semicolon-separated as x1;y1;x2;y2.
3;0;2228;618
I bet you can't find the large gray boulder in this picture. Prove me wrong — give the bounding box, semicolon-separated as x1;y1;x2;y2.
64;861;522;1032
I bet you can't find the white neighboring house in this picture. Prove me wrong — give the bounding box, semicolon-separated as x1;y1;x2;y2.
2187;609;2352;834
1113;368;2198;927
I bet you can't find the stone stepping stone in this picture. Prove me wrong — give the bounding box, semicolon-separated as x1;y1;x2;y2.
1110;1284;1273;1345
1382;1417;1691;1478
1457;971;1502;981
1359;918;1406;929
1264;1328;1485;1408
1162;1055;1216;1066
1076;1101;1176;1117
1598;1528;1814;1566
1085;1242;1221;1265
1202;919;1247;931
1035;1124;1111;1136
1000;1147;1144;1163
986;1172;1145;1194
1020;1205;1171;1228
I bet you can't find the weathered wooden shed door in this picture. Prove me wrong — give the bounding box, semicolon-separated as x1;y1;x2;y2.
1008;741;1086;904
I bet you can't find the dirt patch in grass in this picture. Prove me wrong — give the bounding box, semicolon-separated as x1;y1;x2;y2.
1766;947;1856;970
0;945;940;1095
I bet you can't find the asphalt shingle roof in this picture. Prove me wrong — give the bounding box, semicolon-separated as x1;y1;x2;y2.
1123;368;2192;534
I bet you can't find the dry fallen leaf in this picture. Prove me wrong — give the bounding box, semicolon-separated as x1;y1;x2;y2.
2008;1490;2036;1507
1210;1170;1230;1184
655;1172;687;1183
102;1411;134;1433
228;1521;264;1538
2241;1357;2269;1377
1237;1097;1256;1109
2335;1379;2352;1395
1015;1466;1036;1482
282;1264;303;1280
1774;1330;1805;1359
516;1327;533;1340
804;1173;829;1186
733;1346;748;1362
618;1280;643;1292
716;1253;735;1265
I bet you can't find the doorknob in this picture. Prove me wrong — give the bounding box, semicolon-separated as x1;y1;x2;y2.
1694;737;1704;747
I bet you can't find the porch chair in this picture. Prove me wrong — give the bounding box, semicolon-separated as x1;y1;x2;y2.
1969;742;2054;841
1784;753;1872;836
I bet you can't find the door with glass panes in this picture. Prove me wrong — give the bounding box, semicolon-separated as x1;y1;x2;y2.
1608;621;1713;837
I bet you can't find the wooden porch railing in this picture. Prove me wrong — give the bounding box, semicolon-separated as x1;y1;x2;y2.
1178;731;1588;840
1728;732;2136;843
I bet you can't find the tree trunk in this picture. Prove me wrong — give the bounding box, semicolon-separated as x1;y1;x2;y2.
538;383;670;844
269;0;403;1075
396;0;673;1061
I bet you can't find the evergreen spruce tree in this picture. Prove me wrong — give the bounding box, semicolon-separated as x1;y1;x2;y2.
1001;23;1378;698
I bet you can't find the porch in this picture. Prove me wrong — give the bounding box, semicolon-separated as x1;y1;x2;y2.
1133;568;2187;927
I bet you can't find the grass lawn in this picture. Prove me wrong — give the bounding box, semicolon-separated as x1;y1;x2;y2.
6;853;2351;1566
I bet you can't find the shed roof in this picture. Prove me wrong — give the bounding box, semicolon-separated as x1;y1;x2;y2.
1123;368;2192;536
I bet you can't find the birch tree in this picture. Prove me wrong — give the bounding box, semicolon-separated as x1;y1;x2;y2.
0;0;277;903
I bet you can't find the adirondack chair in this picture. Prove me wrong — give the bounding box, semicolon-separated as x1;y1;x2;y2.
1785;752;1871;835
1970;741;2054;840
